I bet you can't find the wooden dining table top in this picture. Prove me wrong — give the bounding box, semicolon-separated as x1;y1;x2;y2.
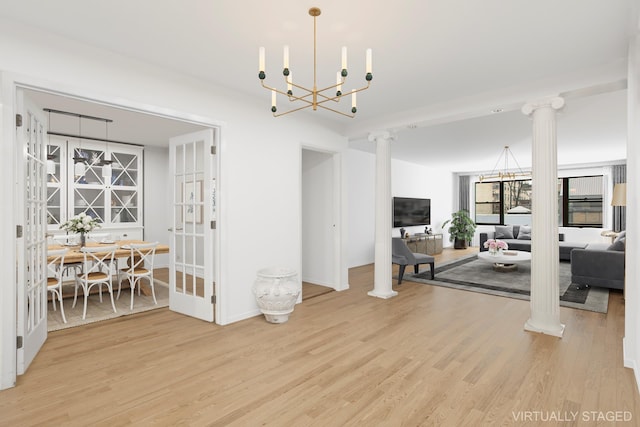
48;240;170;264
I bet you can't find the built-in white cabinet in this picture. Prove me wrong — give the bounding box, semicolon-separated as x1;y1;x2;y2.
47;137;144;239
46;139;66;228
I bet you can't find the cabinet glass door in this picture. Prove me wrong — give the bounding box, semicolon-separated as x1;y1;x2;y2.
64;141;142;228
72;145;107;223
111;189;138;223
110;148;140;224
111;151;138;187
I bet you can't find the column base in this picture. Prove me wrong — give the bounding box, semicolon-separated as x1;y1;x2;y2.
368;290;398;299
524;319;565;338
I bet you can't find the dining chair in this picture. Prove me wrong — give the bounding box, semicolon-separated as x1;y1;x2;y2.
73;245;119;320
47;247;69;324
117;242;159;309
50;234;84;278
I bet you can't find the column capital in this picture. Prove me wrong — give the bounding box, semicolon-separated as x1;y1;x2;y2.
368;131;395;143
521;96;565;116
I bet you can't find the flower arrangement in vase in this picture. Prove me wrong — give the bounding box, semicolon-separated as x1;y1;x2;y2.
59;212;100;246
483;238;508;255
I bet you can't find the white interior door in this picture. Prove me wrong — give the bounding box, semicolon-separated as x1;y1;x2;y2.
169;129;215;322
16;89;49;374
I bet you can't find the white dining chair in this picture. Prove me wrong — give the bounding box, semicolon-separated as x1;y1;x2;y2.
117;242;159;309
47;247;69;324
73;245;119;320
50;234;84;278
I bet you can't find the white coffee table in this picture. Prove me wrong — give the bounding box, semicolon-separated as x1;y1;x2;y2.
477;250;531;272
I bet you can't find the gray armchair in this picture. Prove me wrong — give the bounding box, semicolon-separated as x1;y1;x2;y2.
392;237;435;284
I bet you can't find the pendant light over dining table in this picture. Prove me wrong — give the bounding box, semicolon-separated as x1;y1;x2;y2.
99;120;113;179
72;116;87;178
43;108;115;180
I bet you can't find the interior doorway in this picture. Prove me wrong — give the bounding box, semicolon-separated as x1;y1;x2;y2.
301;148;337;298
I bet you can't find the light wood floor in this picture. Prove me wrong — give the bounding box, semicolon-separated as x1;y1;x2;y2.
3;248;639;426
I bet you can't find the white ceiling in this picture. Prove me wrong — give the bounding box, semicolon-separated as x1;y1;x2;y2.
1;0;635;169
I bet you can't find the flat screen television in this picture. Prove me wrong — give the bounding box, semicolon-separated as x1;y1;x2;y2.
393;197;431;227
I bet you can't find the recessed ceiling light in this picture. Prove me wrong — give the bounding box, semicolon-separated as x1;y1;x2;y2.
491;108;504;114
407;124;418;129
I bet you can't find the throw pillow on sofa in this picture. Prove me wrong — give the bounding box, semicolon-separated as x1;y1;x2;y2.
608;237;626;251
495;225;514;239
517;225;532;240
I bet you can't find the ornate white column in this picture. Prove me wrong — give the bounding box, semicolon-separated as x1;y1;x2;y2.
368;131;398;299
522;96;565;337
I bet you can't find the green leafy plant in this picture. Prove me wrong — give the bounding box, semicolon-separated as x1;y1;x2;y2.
441;209;476;248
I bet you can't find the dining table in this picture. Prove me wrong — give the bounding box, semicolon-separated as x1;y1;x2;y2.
47;239;170;296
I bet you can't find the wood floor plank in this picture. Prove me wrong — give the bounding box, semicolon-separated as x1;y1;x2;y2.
2;247;639;426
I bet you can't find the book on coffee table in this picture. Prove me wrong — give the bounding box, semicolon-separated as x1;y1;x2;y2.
503;250;518;256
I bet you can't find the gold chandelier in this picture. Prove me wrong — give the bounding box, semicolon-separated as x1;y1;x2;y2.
479;145;530;182
258;7;373;118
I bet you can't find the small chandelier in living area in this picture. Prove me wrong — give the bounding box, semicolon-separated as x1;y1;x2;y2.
479;145;530;182
258;7;373;118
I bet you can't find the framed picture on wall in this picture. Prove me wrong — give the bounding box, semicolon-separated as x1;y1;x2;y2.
184;179;203;224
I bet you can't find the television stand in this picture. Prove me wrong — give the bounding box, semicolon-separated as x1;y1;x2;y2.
404;233;443;255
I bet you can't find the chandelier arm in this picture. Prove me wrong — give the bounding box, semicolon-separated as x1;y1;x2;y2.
316;103;355;118
316;81;372;103
273;103;315;118
262;80;314;105
286;93;315;105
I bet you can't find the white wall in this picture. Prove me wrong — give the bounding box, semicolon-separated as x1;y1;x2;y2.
301;150;334;287
346;149;376;267
0;18;350;387
392;159;454;242
143;146;170;268
346;149;454;267
624;25;640;389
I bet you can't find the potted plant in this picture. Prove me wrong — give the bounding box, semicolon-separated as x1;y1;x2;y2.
442;209;477;249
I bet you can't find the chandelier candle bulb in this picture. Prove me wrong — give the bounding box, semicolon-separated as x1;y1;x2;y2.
259;47;265;72
352;90;357;108
336;72;342;93
287;72;293;95
366;48;372;74
283;45;289;69
271;90;276;107
341;46;347;70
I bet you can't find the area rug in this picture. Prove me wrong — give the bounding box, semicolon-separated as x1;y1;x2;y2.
402;255;609;313
47;280;169;331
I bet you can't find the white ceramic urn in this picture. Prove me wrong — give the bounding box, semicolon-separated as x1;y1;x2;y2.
253;267;300;323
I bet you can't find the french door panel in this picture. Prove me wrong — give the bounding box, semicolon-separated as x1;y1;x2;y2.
16;89;49;374
169;129;215;322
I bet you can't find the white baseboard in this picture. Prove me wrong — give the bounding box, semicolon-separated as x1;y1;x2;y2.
623;337;640;393
223;308;262;325
302;277;334;288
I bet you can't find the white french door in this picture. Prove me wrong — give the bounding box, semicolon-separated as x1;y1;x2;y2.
169;129;216;322
16;89;49;374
